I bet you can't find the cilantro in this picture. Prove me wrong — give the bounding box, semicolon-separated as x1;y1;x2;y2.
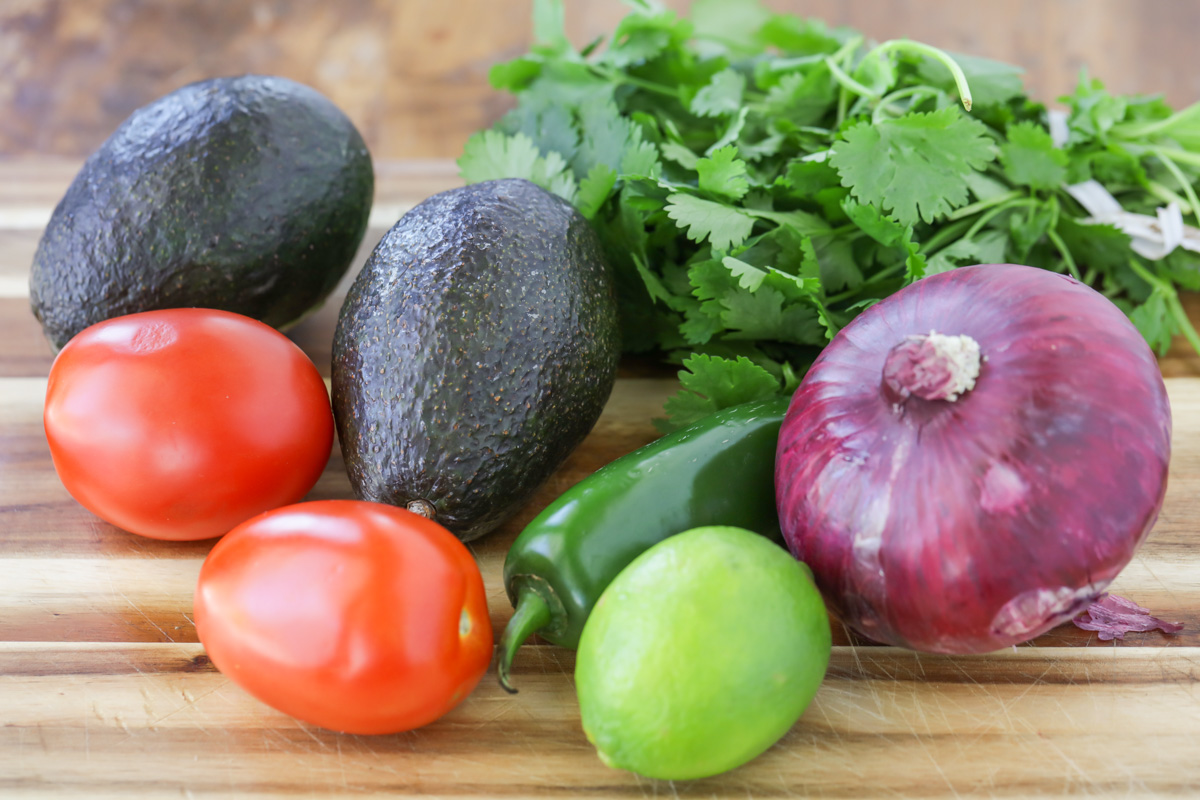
464;0;1200;428
665;193;755;251
691;69;746;118
763;65;837;127
830;108;996;225
1001;121;1069;191
1130;290;1175;355
917;52;1025;109
658;354;782;432
577;164;617;219
696;146;750;201
1063;73;1128;145
457;130;577;203
690;0;772;54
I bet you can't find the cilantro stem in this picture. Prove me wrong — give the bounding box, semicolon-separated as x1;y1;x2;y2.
833;35;864;64
946;189;1025;222
1149;146;1200;170
1151;149;1200;222
836;87;850;128
825;57;877;100
591;67;680;99
920;218;976;255
1045;228;1081;280
1167;288;1200;356
1147;181;1192;213
872;86;940;123
868;40;973;112
829;35;864;128
1129;259;1200;355
1111;102;1200;140
964;197;1040;240
826;262;905;304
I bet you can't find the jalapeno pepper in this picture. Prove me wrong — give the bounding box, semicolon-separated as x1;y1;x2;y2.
497;395;789;692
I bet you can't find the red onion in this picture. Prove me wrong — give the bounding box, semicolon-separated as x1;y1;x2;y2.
775;264;1171;653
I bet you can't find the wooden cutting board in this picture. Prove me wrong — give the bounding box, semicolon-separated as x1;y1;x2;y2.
2;160;1198;799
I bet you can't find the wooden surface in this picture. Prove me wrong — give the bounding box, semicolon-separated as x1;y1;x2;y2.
3;161;1200;798
3;1;1200;159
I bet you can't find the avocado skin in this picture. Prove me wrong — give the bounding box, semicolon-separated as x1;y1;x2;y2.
30;74;373;350
331;178;620;542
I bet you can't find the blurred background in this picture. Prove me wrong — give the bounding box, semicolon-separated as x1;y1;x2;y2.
2;0;1199;161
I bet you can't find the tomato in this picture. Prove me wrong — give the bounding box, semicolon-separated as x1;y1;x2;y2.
193;500;494;734
43;308;333;541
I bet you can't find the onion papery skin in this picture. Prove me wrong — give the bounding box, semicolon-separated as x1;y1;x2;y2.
775;264;1171;653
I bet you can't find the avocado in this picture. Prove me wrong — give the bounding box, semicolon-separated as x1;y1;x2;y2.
331;178;620;542
30;74;373;350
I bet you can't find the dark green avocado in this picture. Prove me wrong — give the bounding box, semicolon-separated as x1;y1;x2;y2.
30;74;373;350
331;178;620;542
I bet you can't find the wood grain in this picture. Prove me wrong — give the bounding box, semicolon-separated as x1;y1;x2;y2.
2;644;1198;798
3;1;1199;160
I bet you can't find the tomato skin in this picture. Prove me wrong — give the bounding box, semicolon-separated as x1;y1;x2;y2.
43;308;333;541
193;500;494;734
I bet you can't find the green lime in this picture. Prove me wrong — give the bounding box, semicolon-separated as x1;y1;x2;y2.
575;526;831;780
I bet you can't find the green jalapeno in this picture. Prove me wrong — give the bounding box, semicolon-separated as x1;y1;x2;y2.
497;395;789;691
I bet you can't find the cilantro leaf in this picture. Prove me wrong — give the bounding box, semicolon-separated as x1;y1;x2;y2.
1009;202;1057;261
665;193;756;251
573;98;637;177
621;134;662;177
764;65;837;127
690;0;771;53
780;159;842;198
489;58;542;92
458;130;577;203
577;164;618;219
658;354;781;432
723;256;769;291
499;97;580;164
840;197;927;280
723;256;818;298
691;68;746;118
853;51;897;97
679;301;724;345
661;141;701;170
696;146;751;201
720;286;823;344
1130;290;1175;355
812;235;862;293
925;229;1009;275
1062;74;1128;146
707;107;751;154
602;8;690;68
830;107;996;225
757;14;842;55
1000;121;1069;191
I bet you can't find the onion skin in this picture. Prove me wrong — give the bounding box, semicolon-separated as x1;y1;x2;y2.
775;264;1171;653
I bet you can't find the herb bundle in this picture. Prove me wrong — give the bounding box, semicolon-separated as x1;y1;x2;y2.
458;0;1200;429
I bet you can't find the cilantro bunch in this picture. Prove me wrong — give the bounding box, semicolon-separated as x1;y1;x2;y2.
458;0;1200;429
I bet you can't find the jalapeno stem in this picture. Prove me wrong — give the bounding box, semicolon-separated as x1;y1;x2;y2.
497;585;552;693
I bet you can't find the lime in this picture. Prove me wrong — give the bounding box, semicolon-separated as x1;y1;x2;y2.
575;526;831;780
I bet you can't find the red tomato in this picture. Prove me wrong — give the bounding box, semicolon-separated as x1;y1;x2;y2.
43;308;333;541
193;500;494;734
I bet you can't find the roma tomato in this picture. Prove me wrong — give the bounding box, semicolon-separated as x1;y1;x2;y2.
43;308;333;541
194;500;494;734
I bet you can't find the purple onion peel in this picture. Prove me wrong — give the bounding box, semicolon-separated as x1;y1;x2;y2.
775;264;1171;653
